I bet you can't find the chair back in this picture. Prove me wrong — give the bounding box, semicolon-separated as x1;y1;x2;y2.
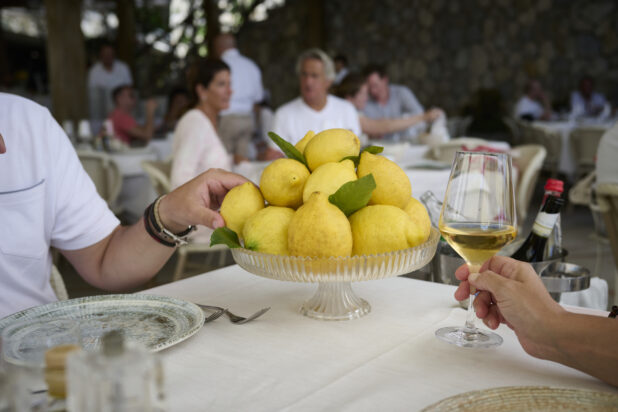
502;116;522;145
50;264;68;301
446;116;473;138
141;159;172;196
510;144;546;224
424;137;488;163
570;127;605;179
596;183;618;268
519;124;561;176
77;150;122;210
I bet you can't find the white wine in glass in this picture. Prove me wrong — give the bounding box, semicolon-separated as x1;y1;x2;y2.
436;151;516;348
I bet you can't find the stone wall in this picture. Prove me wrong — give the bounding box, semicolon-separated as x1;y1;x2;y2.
238;0;618;117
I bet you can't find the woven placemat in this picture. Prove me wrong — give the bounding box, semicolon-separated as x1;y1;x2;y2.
421;386;618;411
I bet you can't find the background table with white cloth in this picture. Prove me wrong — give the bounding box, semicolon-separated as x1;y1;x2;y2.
147;266;616;412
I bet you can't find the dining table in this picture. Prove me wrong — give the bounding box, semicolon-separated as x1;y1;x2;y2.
146;265;617;411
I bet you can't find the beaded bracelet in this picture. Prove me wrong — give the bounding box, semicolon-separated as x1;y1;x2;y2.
143;196;195;247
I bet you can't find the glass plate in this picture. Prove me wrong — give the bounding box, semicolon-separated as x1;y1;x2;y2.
231;228;440;320
0;294;204;356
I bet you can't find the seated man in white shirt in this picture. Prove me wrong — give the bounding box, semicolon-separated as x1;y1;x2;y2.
514;79;552;121
571;76;607;118
0;93;247;317
271;48;361;149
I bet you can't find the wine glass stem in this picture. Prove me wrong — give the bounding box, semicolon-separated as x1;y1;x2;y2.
464;263;481;333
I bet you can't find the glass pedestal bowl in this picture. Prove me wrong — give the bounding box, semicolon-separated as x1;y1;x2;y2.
231;228;440;321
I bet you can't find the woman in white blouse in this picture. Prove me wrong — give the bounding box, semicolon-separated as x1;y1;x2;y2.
171;59;233;189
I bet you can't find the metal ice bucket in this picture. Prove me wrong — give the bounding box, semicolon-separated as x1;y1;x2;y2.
539;262;591;302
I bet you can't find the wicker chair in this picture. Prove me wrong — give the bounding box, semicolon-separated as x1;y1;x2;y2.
502;116;522;145
518;123;562;177
51;264;69;301
510;145;547;225
570;127;606;179
141;160;228;281
77;150;122;213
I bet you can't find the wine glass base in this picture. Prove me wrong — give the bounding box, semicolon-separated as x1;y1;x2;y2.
435;326;503;348
300;282;371;321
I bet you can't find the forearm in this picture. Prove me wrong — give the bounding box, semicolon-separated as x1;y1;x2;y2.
362;114;425;135
545;312;618;386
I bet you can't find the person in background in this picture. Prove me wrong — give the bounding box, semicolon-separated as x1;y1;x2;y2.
514;79;552;121
214;33;264;164
0;92;247;318
88;42;133;134
335;73;442;144
171;58;232;190
571;76;607;118
159;87;190;135
363;64;443;143
333;54;349;85
272;48;361;148
107;85;158;145
596;123;618;185
454;256;618;387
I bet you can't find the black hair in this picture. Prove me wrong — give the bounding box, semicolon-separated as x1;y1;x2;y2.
334;72;365;99
362;64;387;79
334;54;348;65
111;84;132;103
186;58;230;106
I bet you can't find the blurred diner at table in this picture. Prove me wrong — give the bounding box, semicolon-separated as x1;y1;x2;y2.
214;33;264;164
87;42;133;135
107;85;158;146
571;76;609;119
335;72;443;144
514;79;552;121
271;48;361;148
363;64;444;143
171;58;233;192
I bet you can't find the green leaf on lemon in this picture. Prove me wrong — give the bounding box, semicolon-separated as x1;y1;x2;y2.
328;174;376;216
341;146;384;166
267;132;307;166
210;227;242;248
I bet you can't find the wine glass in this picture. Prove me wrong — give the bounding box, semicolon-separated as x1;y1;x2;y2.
436;151;517;348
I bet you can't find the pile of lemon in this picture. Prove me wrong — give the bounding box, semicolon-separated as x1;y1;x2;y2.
217;128;431;257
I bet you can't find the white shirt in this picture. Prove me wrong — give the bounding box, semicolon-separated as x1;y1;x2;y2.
514;95;545;120
596;124;618;185
0;93;120;317
171;109;233;190
570;91;607;118
271;95;362;146
88;60;133;132
220;49;264;115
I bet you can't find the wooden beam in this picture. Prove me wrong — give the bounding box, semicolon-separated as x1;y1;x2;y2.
115;0;136;77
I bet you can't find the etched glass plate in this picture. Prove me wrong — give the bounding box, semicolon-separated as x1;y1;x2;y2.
0;294;204;356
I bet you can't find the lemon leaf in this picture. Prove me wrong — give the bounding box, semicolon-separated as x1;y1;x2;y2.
267;132;307;166
328;174;376;216
210;227;242;248
340;146;384;166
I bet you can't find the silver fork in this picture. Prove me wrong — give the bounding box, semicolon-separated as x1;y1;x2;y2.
196;304;270;325
202;306;227;324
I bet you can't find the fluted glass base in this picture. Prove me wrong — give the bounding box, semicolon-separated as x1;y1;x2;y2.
300;282;370;321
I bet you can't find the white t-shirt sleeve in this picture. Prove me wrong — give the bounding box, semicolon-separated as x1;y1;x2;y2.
48;110;120;250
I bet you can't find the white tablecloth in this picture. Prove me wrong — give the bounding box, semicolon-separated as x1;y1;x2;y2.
146;266;616;412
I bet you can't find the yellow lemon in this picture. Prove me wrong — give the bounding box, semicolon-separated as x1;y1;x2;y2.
403;197;431;243
295;130;315;154
303;128;360;171
260;158;310;208
357;151;411;209
288;192;352;257
242;206;295;255
349;205;426;255
302;159;357;203
220;182;264;237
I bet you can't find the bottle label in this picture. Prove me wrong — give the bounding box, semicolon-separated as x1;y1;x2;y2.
532;212;558;238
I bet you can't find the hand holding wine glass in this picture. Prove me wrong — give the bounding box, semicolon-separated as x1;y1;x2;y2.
436;151;517;348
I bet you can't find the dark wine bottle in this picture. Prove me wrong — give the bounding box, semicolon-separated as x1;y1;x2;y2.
511;196;564;263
